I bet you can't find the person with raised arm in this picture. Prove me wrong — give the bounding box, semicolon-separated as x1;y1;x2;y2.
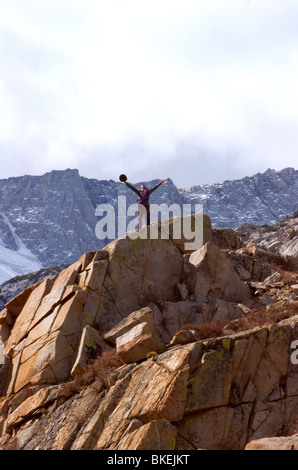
120;175;166;230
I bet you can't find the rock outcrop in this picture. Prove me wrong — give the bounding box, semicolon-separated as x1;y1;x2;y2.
0;219;297;450
0;167;297;284
235;212;298;258
0;265;68;312
245;435;298;450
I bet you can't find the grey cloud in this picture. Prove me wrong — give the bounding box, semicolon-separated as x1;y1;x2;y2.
0;1;297;187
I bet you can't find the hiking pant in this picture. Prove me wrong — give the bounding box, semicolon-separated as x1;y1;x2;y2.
138;204;150;228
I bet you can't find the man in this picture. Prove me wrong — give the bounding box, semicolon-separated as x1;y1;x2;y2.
124;179;166;230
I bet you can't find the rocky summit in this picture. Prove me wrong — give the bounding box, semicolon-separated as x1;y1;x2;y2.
0;215;297;450
0;167;297;284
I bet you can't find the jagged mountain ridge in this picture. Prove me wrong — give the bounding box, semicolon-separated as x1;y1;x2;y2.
0;167;297;284
179;167;298;228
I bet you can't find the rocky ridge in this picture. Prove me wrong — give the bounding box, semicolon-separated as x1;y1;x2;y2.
179;167;298;228
235;211;298;258
0;265;68;312
0;215;297;450
0;167;297;283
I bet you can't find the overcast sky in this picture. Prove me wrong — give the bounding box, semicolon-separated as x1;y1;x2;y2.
0;0;297;188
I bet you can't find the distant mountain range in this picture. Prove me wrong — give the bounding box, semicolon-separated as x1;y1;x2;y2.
178;167;298;228
0;167;297;284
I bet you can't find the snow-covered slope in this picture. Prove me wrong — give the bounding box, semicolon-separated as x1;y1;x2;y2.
0;212;42;284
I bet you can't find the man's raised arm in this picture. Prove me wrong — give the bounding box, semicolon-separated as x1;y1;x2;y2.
148;179;166;195
124;181;140;196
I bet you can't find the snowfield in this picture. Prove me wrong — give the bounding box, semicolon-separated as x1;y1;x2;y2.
0;212;42;284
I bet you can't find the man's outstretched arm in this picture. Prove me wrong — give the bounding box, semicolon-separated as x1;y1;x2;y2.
148;179;166;195
124;182;141;196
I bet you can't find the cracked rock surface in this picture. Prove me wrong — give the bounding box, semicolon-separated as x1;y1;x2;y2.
0;222;297;450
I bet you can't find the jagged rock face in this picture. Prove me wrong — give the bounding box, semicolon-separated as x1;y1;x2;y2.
0;167;297;283
184;242;251;302
0;266;68;312
179;167;298;228
0;169;100;271
0;170;184;283
0;214;18;251
0;318;298;450
235;213;298;257
0;230;297;450
1;231;218;395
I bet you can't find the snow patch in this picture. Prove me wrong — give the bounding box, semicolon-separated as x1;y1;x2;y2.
0;213;43;284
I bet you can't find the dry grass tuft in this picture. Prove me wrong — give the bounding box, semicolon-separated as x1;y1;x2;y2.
265;256;298;275
264;263;298;284
180;301;298;340
180;319;227;341
226;301;298;334
60;349;124;397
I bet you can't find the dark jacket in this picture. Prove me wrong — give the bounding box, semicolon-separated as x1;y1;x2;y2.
125;181;162;206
